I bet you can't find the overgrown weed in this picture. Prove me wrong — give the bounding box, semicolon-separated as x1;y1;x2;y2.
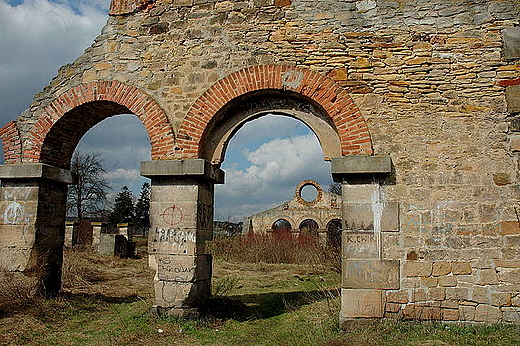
208;233;341;272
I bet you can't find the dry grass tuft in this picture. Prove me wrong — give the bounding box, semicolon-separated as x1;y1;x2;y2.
208;233;341;272
0;269;38;308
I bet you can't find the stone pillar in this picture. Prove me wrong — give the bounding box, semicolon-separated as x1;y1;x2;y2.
141;159;224;317
0;163;72;296
64;221;80;247
331;156;398;326
91;221;107;251
117;222;133;241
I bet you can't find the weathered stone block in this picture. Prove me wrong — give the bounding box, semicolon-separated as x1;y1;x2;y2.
512;295;520;307
156;254;211;282
403;303;442;320
502;307;520;322
432;262;452;276
446;287;469;300
340;185;378;204
340;289;384;318
506;85;520;113
154;279;210;308
503;28;520;60
459;305;476;321
510;135;520;152
343;202;399;232
331;155;392;175
342;259;400;289
386;302;401;313
98;234;116;255
386;290;408;304
411;289;427;302
499;221;520;235
491;292;511;307
438;276;457;287
474;304;501;322
443;308;459;321
149;227;204;256
451;261;472;275
471;287;490;304
479;269;499;285
429;287;446;301
141;159;224;184
402;261;433;277
342;231;378;259
421;276;438;288
0;163;72;184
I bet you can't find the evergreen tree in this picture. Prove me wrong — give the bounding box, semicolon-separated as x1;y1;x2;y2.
109;186;135;225
134;182;151;234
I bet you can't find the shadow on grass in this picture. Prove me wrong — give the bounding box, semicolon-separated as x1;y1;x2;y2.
200;288;339;321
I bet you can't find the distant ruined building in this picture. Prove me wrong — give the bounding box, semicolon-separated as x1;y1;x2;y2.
244;180;342;247
0;0;519;324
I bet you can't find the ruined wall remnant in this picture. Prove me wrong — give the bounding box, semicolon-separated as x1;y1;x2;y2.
0;0;519;322
245;180;342;244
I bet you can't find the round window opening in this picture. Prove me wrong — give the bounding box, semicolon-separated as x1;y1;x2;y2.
301;185;318;202
295;180;323;206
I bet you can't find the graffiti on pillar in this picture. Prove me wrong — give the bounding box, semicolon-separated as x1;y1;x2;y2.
153;228;196;253
2;188;33;226
160;205;184;227
157;256;196;282
4;201;25;224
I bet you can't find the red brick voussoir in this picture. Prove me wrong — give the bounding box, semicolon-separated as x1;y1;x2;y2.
22;81;175;165
177;65;373;159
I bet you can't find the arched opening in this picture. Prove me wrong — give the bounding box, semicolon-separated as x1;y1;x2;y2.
272;219;292;233
326;219;342;249
199;89;342;165
40;101;135;168
299;219;319;238
9;82;170;297
205;83;347;319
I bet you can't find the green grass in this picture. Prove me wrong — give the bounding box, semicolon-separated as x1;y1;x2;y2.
1;246;520;346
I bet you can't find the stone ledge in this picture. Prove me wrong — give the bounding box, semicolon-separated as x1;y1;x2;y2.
0;163;72;183
140;159;225;184
331;155;392;175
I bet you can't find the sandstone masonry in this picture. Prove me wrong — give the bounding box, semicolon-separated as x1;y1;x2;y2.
0;0;519;323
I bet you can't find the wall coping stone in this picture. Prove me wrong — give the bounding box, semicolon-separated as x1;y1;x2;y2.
0;163;72;184
331;156;392;175
140;159;225;184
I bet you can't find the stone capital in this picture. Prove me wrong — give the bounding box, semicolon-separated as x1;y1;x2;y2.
331;155;392;175
0;163;72;184
140;159;224;184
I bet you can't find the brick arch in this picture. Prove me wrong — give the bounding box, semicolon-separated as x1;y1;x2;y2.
177;65;373;159
23;81;175;166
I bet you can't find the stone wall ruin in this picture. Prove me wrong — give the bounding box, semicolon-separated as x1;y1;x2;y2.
0;0;519;323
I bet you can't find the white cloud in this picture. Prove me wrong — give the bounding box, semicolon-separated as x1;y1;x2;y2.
104;168;140;181
215;133;333;221
0;0;108;126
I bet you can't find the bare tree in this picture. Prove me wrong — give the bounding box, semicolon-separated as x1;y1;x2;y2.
67;151;111;220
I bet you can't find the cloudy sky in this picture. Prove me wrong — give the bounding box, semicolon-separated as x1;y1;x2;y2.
0;0;334;222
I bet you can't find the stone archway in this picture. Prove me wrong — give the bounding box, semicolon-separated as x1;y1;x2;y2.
0;81;174;296
140;65;390;318
19;81;175;167
176;65;373;161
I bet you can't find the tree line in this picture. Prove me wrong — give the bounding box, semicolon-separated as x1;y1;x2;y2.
66;151;150;233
